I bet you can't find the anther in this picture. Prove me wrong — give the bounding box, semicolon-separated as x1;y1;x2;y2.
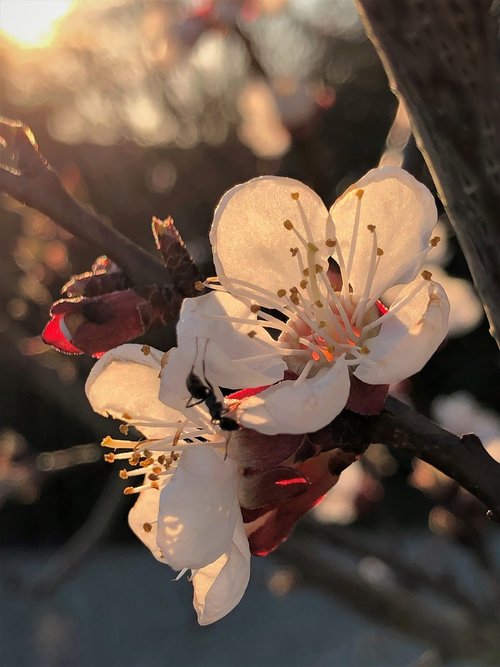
122;412;132;420
141;345;151;356
143;449;153;458
356;189;364;199
250;303;260;313
277;288;287;297
148;473;160;481
315;300;324;308
283;219;294;230
360;345;370;354
143;523;153;533
124;486;135;495
158;455;166;464
300;279;308;289
247;330;257;338
194;280;204;291
290;247;299;257
421;270;432;281
101;436;113;447
291;192;300;200
119;469;128;479
325;238;336;247
151;481;160;490
104;453;115;463
367;224;376;233
377;247;384;256
318;320;326;328
308;242;319;252
290;286;299;294
315;264;324;273
430;236;440;247
119;424;129;435
290;295;300;305
302;268;309;277
140;457;154;468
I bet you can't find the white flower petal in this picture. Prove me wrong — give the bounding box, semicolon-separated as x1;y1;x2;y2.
354;277;449;385
210;176;330;306
330;167;437;299
176;291;287;388
128;485;166;563
237;356;350;435
157;446;239;571
85;344;185;439
192;517;250;625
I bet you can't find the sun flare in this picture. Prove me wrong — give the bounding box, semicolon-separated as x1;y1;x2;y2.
0;0;75;48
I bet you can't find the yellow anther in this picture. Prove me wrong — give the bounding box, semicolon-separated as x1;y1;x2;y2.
143;523;153;533
194;280;204;292
360;345;370;354
140;457;154;468
356;189;364;199
158;455;166;465
315;300;324;308
291;192;300;200
122;412;132;420
141;345;151;356
277;288;287;298
325;238;336;247
318;320;326;328
283;219;294;230
290;286;299;294
377;247;384;256
247;330;257;338
290;295;300;305
290;247;299;257
421;270;433;281
430;236;441;247
151;481;160;490
308;242;319;252
124;487;135;495
119;424;129;435
104;453;115;463
367;224;376;233
250;304;260;313
129;454;140;466
143;449;153;458
101;436;113;447
152;466;163;475
119;469;128;479
302;268;309;277
315;264;324;273
148;473;160;481
300;279;308;289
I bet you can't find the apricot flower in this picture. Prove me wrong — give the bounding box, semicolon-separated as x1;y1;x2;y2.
173;167;449;435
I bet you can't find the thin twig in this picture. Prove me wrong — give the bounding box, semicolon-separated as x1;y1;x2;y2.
0;118;171;288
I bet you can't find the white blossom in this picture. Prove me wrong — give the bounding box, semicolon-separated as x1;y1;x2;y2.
169;166;449;435
85;344;250;625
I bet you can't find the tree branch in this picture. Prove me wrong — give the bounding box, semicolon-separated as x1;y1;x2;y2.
380;397;500;522
0;118;171;288
355;0;500;346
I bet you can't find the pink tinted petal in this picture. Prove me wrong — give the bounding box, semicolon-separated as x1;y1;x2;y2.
330;167;437;299
192;517;250;625
237;357;350;435
210;176;330;307
86;344;185;439
355;277;450;385
157;446;239;571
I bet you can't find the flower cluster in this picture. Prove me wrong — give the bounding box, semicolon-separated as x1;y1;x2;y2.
86;167;450;624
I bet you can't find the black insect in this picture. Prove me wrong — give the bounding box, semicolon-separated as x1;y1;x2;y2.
186;348;239;432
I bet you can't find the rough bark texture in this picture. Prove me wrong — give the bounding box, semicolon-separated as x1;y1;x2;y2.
356;0;500;346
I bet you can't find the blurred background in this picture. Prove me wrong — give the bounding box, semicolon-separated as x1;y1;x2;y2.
0;1;499;665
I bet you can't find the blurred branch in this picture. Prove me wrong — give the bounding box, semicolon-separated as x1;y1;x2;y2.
0;118;171;288
377;397;500;522
277;526;493;660
10;474;125;596
355;0;500;346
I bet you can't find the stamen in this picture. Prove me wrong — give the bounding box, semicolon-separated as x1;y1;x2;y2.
361;279;426;336
343;190;364;297
352;225;380;327
294;359;314;386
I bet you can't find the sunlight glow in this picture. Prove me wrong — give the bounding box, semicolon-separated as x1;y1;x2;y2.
0;0;75;48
